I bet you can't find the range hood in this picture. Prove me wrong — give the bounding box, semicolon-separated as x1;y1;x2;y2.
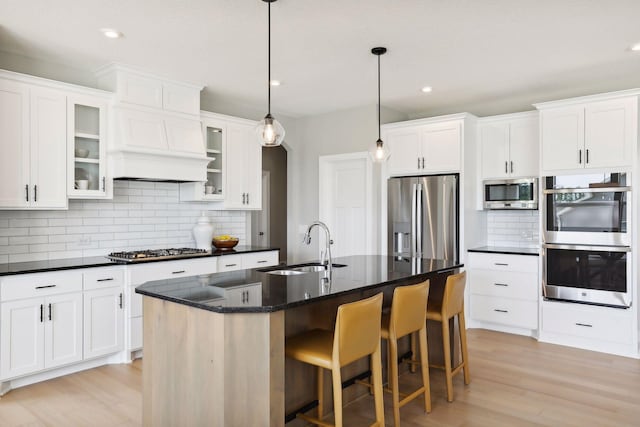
97;63;209;182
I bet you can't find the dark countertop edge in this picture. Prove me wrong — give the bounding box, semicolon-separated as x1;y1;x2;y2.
467;246;539;256
0;246;280;277
135;263;464;313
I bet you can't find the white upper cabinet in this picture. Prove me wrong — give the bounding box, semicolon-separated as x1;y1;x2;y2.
538;94;637;173
225;122;262;209
385;118;463;176
0;78;67;210
480;113;539;179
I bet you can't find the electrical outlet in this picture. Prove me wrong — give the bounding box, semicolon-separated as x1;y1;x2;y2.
79;236;92;246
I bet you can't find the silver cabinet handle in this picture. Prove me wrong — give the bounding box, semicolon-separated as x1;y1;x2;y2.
172;270;186;274
119;293;123;309
494;283;509;287
34;184;37;202
578;149;582;164
494;309;508;313
575;322;593;328
510;161;513;173
225;263;237;267
417;158;420;169
25;184;29;202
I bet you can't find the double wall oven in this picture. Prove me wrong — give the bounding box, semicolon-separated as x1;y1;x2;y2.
542;173;632;308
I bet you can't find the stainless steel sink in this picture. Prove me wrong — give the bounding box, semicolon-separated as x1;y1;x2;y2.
292;265;327;273
266;269;308;276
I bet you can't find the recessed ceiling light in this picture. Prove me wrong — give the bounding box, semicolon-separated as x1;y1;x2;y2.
270;80;281;87
421;86;433;93
101;28;123;39
631;43;640;52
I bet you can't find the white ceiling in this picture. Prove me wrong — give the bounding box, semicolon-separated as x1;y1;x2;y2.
2;0;640;118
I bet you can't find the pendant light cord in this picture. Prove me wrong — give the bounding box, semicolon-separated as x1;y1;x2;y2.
267;1;271;116
377;53;381;141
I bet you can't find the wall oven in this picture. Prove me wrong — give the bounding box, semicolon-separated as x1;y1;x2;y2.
484;178;537;210
543;244;631;308
543;173;630;246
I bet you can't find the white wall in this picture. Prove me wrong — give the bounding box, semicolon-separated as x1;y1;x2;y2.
285;105;407;262
0;181;247;263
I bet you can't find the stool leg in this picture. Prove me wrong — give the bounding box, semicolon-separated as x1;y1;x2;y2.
409;332;417;373
442;318;454;402
389;336;400;427
371;345;385;427
317;366;324;420
458;311;471;385
331;365;343;427
418;326;432;413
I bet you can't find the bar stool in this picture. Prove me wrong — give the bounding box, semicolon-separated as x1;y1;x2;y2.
381;280;431;426
285;293;385;427
426;271;470;402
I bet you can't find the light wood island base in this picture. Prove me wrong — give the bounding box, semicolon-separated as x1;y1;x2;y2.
142;297;284;427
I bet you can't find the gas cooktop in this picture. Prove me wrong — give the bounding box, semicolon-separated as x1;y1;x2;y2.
107;248;210;263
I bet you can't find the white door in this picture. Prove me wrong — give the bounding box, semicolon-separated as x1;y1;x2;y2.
319;153;373;258
386;129;420;176
44;293;83;369
541;107;584;172
0;79;30;208
252;171;270;246
30;86;67;208
420;122;461;173
84;288;124;359
584;98;635;169
244;126;263;209
0;299;44;379
509;117;539;177
225;123;249;208
480;122;509;179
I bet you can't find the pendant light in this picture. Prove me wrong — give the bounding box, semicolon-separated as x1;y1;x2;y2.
255;0;285;147
371;46;389;161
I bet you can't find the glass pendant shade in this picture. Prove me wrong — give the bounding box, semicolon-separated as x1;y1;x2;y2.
256;114;285;147
372;138;389;162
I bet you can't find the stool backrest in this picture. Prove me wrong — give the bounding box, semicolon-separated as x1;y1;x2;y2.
333;292;383;367
390;280;430;338
442;271;466;317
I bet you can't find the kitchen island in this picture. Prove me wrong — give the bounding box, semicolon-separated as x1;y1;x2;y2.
136;255;462;426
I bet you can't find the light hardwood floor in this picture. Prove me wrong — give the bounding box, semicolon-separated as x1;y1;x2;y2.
1;330;639;426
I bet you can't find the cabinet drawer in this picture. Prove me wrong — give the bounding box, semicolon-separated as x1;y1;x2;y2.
471;295;538;329
468;252;538;273
83;267;124;291
217;255;243;272
1;271;83;302
542;301;633;345
469;269;538;301
242;251;279;269
129;258;217;285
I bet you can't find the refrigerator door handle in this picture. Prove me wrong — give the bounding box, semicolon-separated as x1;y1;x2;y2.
410;183;417;256
415;183;423;257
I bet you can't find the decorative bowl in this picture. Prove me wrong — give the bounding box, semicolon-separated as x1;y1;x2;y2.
75;148;90;158
212;237;239;249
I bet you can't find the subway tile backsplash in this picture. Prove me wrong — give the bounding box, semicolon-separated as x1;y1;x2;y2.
0;181;247;264
486;210;540;248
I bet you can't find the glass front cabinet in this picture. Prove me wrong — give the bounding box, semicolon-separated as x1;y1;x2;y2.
67;94;110;199
180;116;226;201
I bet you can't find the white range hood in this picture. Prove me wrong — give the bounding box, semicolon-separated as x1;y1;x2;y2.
97;64;209;182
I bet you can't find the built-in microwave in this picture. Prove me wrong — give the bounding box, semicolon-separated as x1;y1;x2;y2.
483;178;538;210
543;173;630;246
543;243;632;308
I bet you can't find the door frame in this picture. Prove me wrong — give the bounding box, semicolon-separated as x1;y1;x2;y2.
318;152;375;256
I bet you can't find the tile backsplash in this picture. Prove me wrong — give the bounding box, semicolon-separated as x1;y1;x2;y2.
486;210;540;248
0;181;247;263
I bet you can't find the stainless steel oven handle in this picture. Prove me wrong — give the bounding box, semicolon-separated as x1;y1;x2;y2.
543;243;631;252
543;186;631;194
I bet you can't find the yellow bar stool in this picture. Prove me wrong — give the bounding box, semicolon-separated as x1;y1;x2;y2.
285;293;385;427
426;271;470;402
381;280;431;426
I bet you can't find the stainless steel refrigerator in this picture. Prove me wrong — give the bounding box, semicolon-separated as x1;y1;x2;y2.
388;174;459;262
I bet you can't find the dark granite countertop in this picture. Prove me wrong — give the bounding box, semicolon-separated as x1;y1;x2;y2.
468;246;539;256
0;246;279;277
135;255;463;313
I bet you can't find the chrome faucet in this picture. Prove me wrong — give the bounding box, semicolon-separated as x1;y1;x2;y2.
303;221;333;276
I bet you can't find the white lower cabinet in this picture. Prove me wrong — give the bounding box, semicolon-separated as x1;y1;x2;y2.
1;292;83;380
83;287;124;360
468;252;539;334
